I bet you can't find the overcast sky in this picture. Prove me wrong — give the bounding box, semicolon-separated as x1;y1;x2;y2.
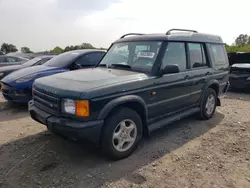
0;0;249;52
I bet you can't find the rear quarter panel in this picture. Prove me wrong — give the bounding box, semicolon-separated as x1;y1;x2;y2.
206;43;230;95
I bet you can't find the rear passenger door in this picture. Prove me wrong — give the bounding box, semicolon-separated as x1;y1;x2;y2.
187;43;211;104
151;42;193;119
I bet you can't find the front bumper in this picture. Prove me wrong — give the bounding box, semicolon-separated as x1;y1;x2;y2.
28;100;104;145
1;82;32;102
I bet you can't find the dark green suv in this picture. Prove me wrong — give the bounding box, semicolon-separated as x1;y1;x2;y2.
29;29;230;160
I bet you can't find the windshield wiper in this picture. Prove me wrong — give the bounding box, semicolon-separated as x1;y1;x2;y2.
98;64;109;68
109;64;131;69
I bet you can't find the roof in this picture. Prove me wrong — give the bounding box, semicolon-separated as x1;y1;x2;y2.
115;29;224;44
35;55;56;58
64;49;106;54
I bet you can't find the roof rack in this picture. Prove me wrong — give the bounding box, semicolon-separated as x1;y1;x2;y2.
120;33;144;39
166;29;198;35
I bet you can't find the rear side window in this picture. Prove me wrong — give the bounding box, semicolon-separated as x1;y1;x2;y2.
210;44;228;66
162;42;187;71
188;43;208;68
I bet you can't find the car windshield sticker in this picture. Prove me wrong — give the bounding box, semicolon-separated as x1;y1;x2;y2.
137;52;155;58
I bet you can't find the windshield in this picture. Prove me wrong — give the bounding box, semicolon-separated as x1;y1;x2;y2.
43;51;80;67
99;41;162;73
22;57;45;66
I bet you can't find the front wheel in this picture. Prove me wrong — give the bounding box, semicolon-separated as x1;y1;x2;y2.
198;88;217;120
100;107;143;160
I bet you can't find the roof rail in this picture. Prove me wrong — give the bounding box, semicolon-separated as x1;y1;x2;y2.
166;29;198;35
120;33;144;39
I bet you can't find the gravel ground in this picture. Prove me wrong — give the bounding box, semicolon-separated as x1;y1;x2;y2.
0;91;250;188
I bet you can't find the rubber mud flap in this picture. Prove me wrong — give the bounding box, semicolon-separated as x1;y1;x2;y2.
47;121;53;132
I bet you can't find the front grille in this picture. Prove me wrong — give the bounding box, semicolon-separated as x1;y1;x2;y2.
33;88;60;114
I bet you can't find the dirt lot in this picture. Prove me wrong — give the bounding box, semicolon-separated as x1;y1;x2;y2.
0;91;250;188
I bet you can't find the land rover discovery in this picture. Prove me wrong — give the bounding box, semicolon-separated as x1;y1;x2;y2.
29;29;230;160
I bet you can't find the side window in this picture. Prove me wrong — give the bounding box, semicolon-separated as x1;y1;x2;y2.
210;44;227;66
5;56;20;62
188;43;207;68
75;52;105;66
162;42;187;71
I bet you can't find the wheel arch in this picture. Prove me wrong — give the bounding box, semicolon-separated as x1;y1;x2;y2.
201;80;220;106
97;95;149;136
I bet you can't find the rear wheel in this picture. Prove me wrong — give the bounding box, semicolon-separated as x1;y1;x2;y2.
100;107;143;160
198;88;217;120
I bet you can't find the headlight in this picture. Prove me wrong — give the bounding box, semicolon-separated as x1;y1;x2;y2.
61;99;89;117
247;76;250;81
15;73;38;83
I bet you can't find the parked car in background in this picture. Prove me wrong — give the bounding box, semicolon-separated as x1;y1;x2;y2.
228;52;250;90
28;29;230;160
7;52;50;60
0;55;28;67
0;55;55;80
1;49;106;102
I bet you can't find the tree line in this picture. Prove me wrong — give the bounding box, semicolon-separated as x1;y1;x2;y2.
2;34;250;55
0;42;106;55
226;34;250;53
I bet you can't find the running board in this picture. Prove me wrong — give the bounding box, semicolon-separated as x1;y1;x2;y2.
148;107;200;132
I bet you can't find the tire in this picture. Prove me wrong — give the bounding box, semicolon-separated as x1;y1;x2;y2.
198;88;217;120
100;107;143;160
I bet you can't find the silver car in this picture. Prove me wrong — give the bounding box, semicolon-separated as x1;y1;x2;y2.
0;55;28;67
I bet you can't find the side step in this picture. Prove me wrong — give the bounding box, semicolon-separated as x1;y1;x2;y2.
148;107;200;132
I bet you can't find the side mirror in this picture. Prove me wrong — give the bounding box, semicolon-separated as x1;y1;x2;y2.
76;64;83;69
71;63;82;70
162;64;180;75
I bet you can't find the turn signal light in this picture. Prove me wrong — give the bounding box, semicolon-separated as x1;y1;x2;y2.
76;100;90;117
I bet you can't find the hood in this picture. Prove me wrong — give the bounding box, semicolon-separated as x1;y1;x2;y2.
1;65;62;82
231;63;250;68
34;68;148;98
0;65;23;72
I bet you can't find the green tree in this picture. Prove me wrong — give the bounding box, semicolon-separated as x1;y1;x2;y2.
21;46;32;53
79;43;95;49
0;43;18;54
64;45;77;52
50;46;64;54
64;43;97;52
234;34;249;46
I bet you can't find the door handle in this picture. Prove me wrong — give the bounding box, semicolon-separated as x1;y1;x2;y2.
205;72;211;76
184;75;189;79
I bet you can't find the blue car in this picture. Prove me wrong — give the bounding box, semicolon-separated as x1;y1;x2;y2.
0;49;106;102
